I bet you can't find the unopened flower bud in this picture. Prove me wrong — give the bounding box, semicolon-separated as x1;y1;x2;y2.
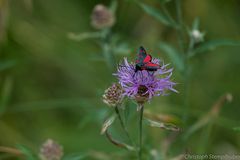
103;83;123;107
91;4;115;29
39;139;63;160
191;29;204;43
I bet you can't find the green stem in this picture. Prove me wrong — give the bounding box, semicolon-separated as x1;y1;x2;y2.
182;37;194;125
102;29;115;71
161;4;177;28
175;0;185;54
0;76;13;116
68;32;101;41
138;104;144;160
198;123;213;156
114;107;135;146
110;0;118;14
175;0;195;126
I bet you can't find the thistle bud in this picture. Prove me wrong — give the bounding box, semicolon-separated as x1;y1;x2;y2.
39;139;63;160
91;4;115;29
103;83;123;107
191;29;205;43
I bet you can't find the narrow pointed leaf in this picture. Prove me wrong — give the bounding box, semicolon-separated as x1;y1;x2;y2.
192;17;200;30
190;39;240;57
145;118;180;132
114;43;131;55
158;42;184;72
144;110;181;125
101;114;116;134
105;130;135;151
62;153;88;160
16;145;37;160
0;60;16;71
68;32;102;41
109;0;118;13
0;146;23;157
184;116;210;139
0;77;13;115
233;127;240;132
184;93;231;139
137;2;175;27
158;0;172;4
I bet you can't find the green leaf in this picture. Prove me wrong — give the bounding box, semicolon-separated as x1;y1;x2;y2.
0;77;13;115
184;93;231;139
105;130;136;151
0;60;16;71
67;32;102;41
137;2;175;27
184;116;210;139
233;127;240;132
9;98;99;112
190;39;240;57
109;0;118;13
101;114;116;134
122;100;136;125
123;103;130;124
16;145;37;160
113;43;131;55
88;53;105;62
158;0;172;4
79;108;108;129
192;17;200;30
62;153;88;160
158;42;184;72
145;118;180;132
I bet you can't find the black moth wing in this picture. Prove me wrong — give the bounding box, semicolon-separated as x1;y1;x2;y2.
136;46;147;64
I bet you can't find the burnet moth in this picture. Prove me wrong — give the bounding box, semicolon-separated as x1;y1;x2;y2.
135;46;160;73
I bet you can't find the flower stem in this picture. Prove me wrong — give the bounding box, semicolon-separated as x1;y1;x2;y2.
138;104;144;160
114;106;134;146
102;28;115;71
182;37;195;125
175;0;185;54
0;146;23;157
175;0;194;126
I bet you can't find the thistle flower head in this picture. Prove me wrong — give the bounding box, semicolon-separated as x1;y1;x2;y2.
91;4;115;29
115;58;177;104
39;139;63;160
103;83;123;107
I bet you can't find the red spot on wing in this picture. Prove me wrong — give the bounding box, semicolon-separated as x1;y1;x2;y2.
146;62;159;67
143;55;152;63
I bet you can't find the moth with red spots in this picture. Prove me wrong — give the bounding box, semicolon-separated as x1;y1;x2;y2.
135;46;160;72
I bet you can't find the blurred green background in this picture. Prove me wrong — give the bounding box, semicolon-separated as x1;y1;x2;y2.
0;0;240;159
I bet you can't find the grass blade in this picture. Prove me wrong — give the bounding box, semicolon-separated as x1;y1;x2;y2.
137;2;176;27
190;39;240;57
158;42;184;72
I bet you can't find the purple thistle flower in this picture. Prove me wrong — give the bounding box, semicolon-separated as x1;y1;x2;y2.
114;58;177;104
